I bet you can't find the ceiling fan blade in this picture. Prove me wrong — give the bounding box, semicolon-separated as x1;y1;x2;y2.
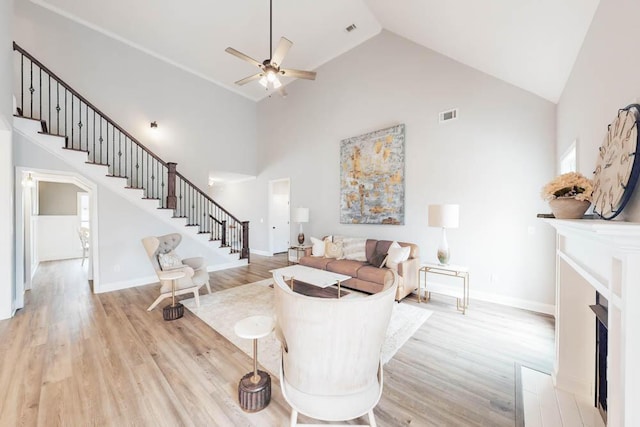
234;73;263;86
271;37;293;68
280;68;317;80
225;47;263;69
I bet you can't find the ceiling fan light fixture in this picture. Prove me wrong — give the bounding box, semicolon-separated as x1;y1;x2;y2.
272;78;282;89
266;69;277;82
259;76;268;87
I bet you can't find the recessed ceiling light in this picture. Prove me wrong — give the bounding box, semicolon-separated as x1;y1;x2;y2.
345;24;357;33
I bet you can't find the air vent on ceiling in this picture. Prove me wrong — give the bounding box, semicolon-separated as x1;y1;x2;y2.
439;108;458;123
345;24;357;33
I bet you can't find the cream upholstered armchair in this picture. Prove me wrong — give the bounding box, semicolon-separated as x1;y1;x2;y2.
141;233;211;311
273;273;397;427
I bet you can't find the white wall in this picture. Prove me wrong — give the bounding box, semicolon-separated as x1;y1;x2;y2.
13;0;257;191
218;31;558;311
557;0;640;222
0;0;15;319
36;215;82;261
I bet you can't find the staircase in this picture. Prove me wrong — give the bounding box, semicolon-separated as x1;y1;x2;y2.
12;42;250;264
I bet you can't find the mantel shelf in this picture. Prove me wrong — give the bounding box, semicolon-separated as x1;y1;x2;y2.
541;218;640;250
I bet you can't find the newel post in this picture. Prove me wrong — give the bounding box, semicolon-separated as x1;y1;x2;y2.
166;162;177;209
241;221;250;262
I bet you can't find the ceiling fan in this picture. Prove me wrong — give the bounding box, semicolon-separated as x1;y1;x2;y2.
225;0;317;94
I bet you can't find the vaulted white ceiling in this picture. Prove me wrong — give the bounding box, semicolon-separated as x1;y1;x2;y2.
31;0;600;103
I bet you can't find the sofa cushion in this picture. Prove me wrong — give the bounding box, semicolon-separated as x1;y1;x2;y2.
357;265;393;285
375;240;394;259
370;252;388;268
299;256;333;270
325;240;344;259
342;237;367;261
386;242;411;272
310;236;325;256
326;259;365;277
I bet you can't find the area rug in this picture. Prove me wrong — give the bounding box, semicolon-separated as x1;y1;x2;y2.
182;279;433;378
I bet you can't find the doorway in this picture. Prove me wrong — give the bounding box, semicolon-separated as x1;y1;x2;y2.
14;168;99;312
268;178;290;254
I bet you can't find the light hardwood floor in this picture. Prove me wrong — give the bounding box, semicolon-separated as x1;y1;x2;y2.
0;255;554;426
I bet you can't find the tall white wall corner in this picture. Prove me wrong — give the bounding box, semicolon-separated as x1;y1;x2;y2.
0;127;15;319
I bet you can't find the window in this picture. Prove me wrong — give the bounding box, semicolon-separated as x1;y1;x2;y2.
77;192;90;229
560;140;577;174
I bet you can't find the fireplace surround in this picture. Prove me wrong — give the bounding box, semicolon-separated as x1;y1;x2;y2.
544;219;640;427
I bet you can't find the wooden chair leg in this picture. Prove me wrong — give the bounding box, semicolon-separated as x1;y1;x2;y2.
193;289;200;307
368;409;377;427
290;409;298;427
147;294;167;311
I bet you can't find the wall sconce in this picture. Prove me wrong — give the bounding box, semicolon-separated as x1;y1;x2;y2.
150;121;158;129
23;172;35;188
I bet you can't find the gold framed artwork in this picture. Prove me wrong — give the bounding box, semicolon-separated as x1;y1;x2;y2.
340;124;405;224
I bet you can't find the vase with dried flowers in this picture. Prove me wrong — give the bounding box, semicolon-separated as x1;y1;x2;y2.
541;172;593;219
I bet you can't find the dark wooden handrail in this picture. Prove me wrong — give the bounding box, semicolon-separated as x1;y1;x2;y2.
12;42;167;167
176;171;243;224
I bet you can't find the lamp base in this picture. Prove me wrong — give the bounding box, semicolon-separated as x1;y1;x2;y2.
437;248;450;265
437;228;450;265
297;233;305;245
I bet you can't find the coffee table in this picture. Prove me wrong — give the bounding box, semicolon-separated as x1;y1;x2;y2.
270;265;351;298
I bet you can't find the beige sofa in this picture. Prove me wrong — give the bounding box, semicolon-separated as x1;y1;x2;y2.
299;239;419;301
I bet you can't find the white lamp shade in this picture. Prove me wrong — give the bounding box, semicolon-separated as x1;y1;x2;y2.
428;204;459;229
293;207;309;223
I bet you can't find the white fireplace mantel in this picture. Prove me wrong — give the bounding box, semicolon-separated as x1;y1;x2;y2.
543;218;640;427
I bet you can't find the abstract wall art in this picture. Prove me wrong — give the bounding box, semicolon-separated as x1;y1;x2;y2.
340;124;405;224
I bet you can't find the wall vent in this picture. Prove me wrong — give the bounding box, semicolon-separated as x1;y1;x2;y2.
345;24;357;33
439;108;459;123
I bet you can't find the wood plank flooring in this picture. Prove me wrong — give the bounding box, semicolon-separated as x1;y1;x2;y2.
0;255;555;426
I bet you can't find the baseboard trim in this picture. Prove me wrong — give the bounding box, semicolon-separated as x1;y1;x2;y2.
251;249;273;257
471;289;555;315
415;280;555;315
97;261;249;293
206;260;247;272
97;274;158;293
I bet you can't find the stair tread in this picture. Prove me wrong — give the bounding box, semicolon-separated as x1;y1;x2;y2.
125;186;144;190
62;146;89;153
13;114;40;122
105;174;127;178
142;197;160;200
86;161;110;166
39;131;67;138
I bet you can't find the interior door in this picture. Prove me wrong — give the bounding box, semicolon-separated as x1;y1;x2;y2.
269;179;290;254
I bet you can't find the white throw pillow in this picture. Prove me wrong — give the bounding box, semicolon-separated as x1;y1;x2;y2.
158;251;183;271
310;236;325;256
386;242;411;272
342;237;367;261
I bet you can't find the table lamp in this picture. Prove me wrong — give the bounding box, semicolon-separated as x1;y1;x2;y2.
428;204;459;265
293;207;309;245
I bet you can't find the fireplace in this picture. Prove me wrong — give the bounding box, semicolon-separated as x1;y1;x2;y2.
542;218;640;426
590;292;608;422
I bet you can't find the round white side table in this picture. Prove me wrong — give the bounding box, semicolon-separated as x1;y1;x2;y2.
234;315;275;412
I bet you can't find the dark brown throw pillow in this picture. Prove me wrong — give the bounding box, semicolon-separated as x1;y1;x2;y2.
370;252;388;268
